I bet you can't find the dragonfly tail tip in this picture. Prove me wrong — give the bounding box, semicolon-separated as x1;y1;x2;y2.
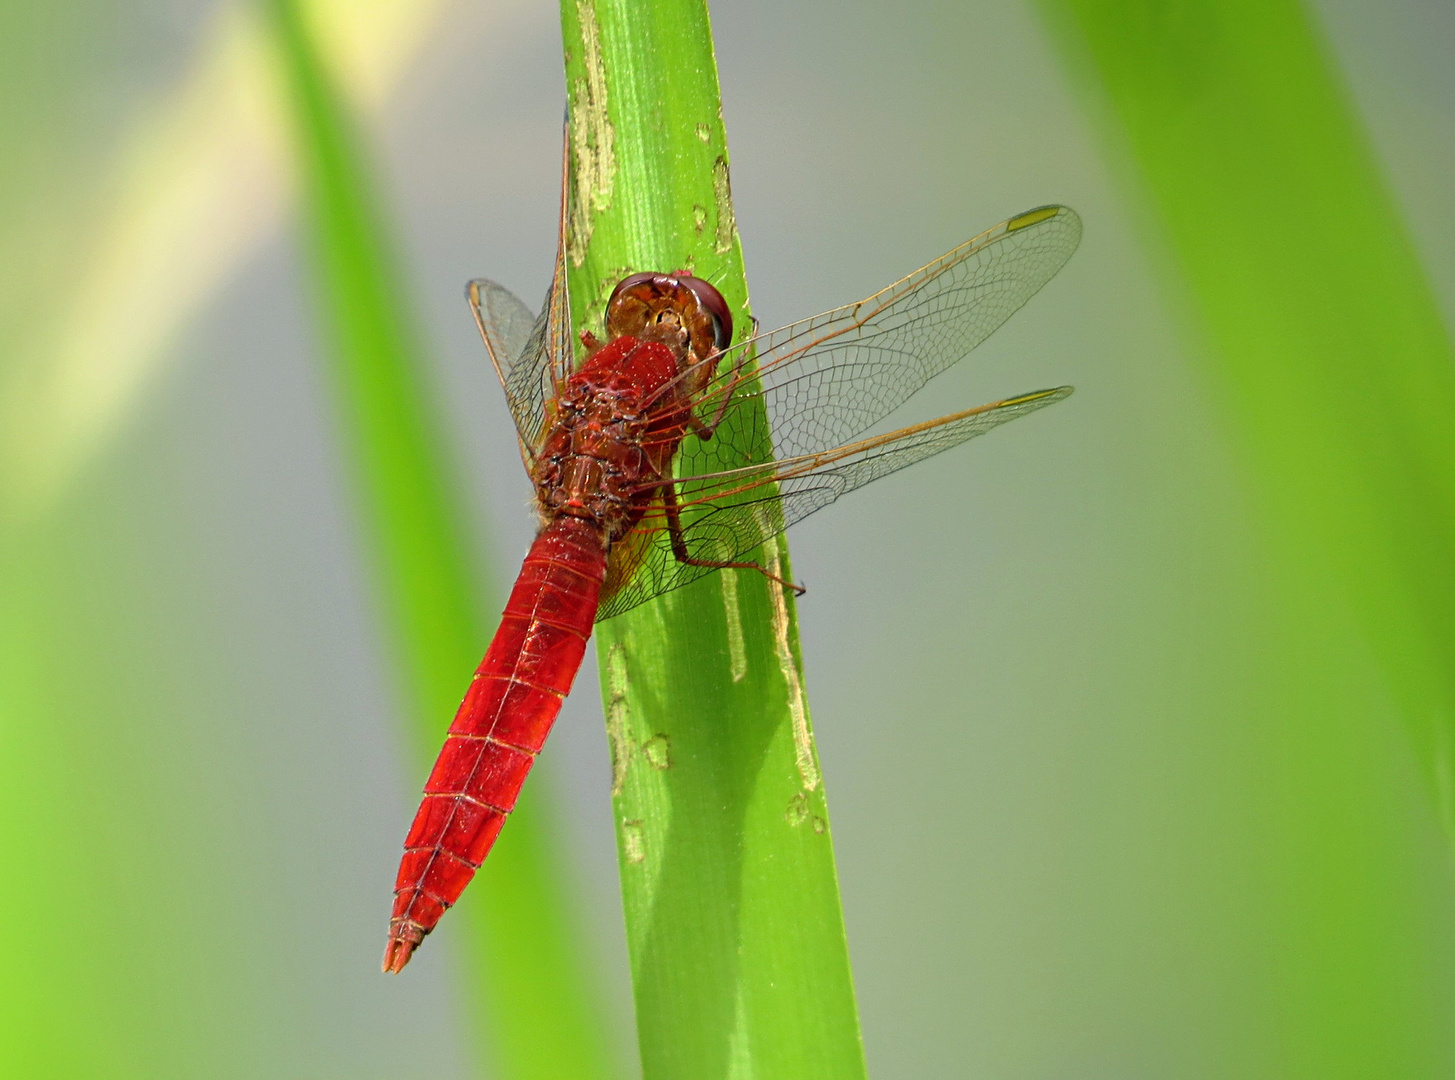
382;920;426;974
382;937;415;974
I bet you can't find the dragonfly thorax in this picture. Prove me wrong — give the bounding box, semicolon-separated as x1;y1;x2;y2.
534;399;644;533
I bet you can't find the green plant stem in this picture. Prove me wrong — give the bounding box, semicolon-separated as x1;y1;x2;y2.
559;2;868;1078
266;4;617;1079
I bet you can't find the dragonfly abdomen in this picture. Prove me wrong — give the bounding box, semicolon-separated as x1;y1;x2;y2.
384;515;608;973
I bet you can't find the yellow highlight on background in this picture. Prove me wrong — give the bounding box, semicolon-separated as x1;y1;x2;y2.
0;0;464;526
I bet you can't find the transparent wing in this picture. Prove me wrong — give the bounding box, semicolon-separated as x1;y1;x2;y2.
468;279;536;365
597;386;1071;620
466;278;537;429
468;270;569;451
677;205;1082;480
466;121;575;452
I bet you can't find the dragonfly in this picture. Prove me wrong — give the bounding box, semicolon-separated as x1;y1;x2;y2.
383;156;1081;974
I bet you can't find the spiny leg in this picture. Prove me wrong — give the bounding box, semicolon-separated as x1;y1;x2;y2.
692;313;758;439
660;480;805;596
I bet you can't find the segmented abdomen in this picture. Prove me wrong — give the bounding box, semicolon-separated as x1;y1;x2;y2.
384;515;607;972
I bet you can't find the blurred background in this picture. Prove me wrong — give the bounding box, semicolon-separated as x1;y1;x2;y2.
3;0;1454;1076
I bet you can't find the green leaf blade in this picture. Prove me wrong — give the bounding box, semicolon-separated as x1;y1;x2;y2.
561;1;868;1077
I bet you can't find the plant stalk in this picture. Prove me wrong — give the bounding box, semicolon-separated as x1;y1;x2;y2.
559;2;868;1077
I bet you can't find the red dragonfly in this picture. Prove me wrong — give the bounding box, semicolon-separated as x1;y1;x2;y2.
383;170;1080;974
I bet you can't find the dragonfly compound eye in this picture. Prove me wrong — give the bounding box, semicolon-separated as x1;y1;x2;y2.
607;272;733;353
676;276;733;352
606;272;661;311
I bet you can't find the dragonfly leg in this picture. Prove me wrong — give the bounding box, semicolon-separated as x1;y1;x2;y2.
697;339;751;438
661;480;805;596
692;312;757;440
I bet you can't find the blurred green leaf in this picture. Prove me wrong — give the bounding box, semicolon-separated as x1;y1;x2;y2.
1039;0;1455;812
1038;0;1455;1072
266;3;618;1078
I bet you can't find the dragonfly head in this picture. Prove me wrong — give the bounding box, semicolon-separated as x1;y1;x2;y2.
606;272;733;361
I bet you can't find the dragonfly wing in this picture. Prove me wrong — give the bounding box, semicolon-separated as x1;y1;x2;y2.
467;278;540;436
680;205;1081;479
466;121;576;451
467;268;573;451
467;280;535;367
597;386;1071;619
